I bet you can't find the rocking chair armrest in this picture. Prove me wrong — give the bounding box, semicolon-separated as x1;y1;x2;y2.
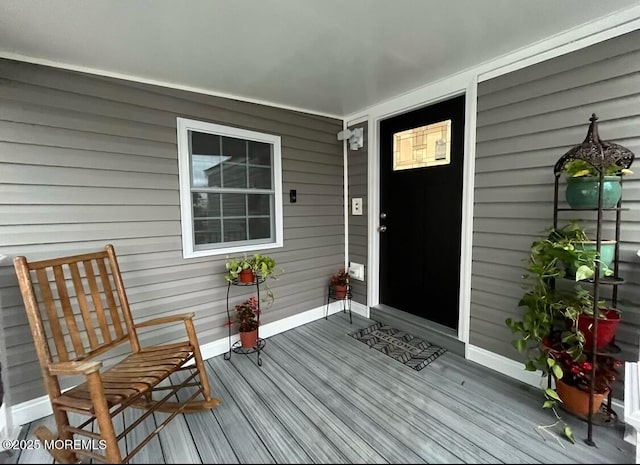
134;312;195;329
48;361;103;376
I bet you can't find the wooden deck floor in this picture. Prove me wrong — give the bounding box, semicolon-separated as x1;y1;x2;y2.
3;313;635;464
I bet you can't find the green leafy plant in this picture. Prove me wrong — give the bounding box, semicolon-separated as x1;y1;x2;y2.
505;221;613;443
224;253;283;306
224;254;253;281
224;253;281;282
563;159;633;178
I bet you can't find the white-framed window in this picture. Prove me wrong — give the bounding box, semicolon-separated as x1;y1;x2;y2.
177;118;283;258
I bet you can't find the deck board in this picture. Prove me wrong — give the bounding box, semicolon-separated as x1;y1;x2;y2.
11;312;634;464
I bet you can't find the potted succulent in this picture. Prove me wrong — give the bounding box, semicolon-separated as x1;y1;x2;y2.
330;268;350;299
232;296;261;348
562;159;632;209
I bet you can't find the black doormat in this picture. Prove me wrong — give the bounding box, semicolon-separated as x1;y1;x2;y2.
348;322;446;371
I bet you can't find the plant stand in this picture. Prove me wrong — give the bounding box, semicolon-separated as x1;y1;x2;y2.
325;284;352;324
551;113;634;446
224;276;265;366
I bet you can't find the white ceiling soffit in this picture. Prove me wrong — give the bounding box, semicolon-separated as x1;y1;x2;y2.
0;0;638;117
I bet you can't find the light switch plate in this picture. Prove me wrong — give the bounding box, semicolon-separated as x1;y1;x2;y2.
352;198;363;215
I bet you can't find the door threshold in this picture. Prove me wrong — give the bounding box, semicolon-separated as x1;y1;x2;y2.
371;304;465;357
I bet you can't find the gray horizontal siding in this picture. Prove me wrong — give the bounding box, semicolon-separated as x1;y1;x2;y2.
348;122;368;305
0;58;344;406
472;29;640;366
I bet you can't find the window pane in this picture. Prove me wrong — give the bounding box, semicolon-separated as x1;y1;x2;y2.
222;193;246;217
190;130;223;188
393;120;451;171
249;166;272;189
249;218;271;240
248;141;272;166
192;193;220;218
194;219;221;245
222;163;247;188
191;132;220;155
248;194;270;216
221;136;247;163
223;219;247;242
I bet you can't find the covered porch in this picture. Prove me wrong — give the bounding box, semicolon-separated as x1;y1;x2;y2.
5;313;633;464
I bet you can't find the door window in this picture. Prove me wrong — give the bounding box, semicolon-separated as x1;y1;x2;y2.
392;119;451;171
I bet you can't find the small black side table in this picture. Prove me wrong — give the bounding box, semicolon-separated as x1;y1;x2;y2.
325;284;352;324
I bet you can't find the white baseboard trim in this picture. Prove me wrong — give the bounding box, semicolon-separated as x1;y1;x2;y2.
350;301;369;318
467;344;545;389
11;301;346;426
11;394;53;428
0;403;20;449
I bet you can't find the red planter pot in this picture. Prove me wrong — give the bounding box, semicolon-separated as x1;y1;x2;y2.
239;329;258;348
577;310;621;350
556;378;607;418
333;284;348;299
239;269;255;283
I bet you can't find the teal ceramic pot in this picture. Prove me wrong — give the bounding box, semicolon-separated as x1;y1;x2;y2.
577;241;616;277
565;240;616;278
565;176;622;209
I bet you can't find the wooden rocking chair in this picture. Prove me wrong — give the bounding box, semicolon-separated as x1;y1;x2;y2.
14;244;220;464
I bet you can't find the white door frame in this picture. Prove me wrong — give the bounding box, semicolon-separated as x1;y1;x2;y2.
346;5;640;357
359;71;477;348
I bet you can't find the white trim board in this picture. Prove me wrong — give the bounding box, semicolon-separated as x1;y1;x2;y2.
350;301;370;319
11;301;348;426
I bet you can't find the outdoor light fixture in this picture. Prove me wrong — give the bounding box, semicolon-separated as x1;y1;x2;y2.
337;127;364;150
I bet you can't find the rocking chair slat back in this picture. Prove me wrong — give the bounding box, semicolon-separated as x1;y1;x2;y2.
18;246;139;365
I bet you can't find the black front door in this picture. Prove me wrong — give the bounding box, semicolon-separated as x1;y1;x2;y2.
379;95;465;329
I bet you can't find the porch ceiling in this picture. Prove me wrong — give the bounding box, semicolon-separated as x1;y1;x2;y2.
0;0;637;117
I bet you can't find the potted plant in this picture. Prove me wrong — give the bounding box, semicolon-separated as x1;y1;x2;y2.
545;348;621;420
562;285;621;351
547;220;615;278
505;222;618;442
232;296;261;348
225;253;281;283
225;253;282;307
562;159;632;209
225;254;255;283
330;268;350;299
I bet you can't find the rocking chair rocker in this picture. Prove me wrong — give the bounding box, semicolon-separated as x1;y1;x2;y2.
14;244;220;463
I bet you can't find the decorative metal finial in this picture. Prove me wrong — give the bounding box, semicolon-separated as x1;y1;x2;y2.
553;113;635;175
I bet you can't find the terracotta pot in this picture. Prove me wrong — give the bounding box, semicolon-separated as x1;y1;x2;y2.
239;329;258;348
578;310;621;350
239;269;255;283
333;284;347;299
556;378;607;417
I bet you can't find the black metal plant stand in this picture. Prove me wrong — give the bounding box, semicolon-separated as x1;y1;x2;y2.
551;113;634;446
224;276;265;366
325;284;353;324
